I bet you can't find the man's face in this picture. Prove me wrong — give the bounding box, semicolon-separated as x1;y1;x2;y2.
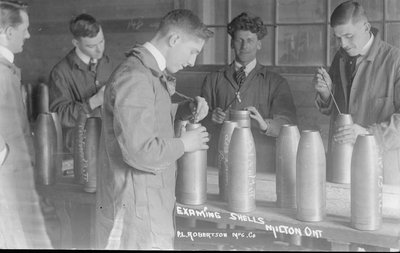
73;28;105;60
232;30;261;66
165;34;205;74
333;19;371;56
8;10;30;54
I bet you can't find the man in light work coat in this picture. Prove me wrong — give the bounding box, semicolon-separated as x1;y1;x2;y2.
95;9;213;249
313;1;400;185
201;12;297;172
0;1;51;248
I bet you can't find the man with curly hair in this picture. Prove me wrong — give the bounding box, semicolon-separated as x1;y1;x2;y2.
201;12;297;173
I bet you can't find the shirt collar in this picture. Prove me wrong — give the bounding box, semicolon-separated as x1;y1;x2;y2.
235;59;257;76
0;45;14;63
143;42;166;71
75;47;94;65
360;32;374;56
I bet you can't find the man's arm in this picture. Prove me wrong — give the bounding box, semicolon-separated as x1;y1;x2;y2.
113;70;185;174
200;73;226;124
368;64;400;151
264;75;298;137
48;70;93;128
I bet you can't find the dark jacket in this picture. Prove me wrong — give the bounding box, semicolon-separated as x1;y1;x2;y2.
48;49;115;151
201;62;297;172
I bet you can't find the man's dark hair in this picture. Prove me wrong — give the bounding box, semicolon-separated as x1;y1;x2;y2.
330;1;368;27
69;13;101;39
227;12;268;40
158;9;213;40
0;0;28;31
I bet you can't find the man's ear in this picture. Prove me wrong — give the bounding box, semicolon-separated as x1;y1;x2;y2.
4;26;13;40
168;33;180;47
365;22;371;33
72;38;79;48
256;39;262;51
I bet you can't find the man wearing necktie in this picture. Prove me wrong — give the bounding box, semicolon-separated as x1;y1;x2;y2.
95;9;213;250
201;12;297;173
48;13;115;152
313;0;400;185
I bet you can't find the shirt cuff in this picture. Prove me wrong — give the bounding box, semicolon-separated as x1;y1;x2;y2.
260;119;281;137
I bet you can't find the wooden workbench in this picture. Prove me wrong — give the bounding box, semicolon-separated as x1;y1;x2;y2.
175;167;400;251
35;163;400;250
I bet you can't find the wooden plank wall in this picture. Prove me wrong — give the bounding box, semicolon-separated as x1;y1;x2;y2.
17;0;176;85
16;0;330;147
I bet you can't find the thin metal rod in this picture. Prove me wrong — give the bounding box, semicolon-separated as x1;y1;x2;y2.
174;90;194;102
321;70;342;115
223;92;241;112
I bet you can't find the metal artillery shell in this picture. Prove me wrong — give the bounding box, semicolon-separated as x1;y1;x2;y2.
21;83;34;122
227;127;256;213
276;124;300;209
83;117;102;193
174;120;188;138
328;113;354;184
176;123;207;205
229;109;251;127
36;83;49;114
34;113;57;185
73;111;88;185
217;121;238;201
50;112;63;181
351;134;383;231
296;130;326;222
26;83;34;122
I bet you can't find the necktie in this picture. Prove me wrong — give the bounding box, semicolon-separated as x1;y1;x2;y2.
347;55;360;78
160;70;177;96
345;54;360;94
89;58;97;72
235;66;246;86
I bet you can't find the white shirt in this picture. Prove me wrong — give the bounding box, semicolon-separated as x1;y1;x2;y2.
75;47;97;65
0;45;14;63
356;32;374;68
234;58;257;76
360;32;374;56
143;42;166;71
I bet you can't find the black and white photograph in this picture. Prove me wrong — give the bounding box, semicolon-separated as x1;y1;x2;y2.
0;0;399;251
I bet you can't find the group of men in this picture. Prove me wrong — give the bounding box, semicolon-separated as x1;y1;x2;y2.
0;0;399;250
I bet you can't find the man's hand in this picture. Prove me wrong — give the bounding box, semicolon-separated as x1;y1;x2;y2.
245;106;268;131
89;86;105;110
211;107;226;124
334;123;369;144
313;67;333;101
190;96;209;122
180;125;209;152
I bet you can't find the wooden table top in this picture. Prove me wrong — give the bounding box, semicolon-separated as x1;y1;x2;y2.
35;163;400;249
